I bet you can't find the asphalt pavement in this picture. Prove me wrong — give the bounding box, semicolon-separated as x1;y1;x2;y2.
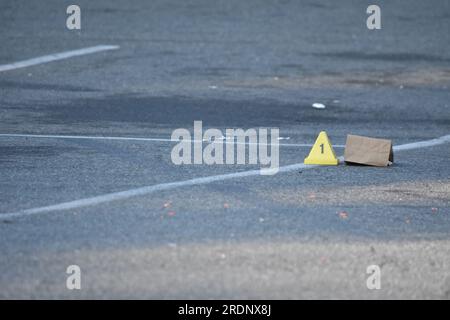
0;0;449;299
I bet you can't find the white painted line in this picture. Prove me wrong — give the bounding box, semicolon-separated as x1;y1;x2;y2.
393;134;450;151
0;133;345;148
1;134;449;220
0;164;312;220
0;45;119;72
0;133;175;143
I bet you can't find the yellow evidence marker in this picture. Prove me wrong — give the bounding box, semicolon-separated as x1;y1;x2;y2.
304;131;339;165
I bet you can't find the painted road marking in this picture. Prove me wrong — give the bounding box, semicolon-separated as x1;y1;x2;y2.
1;134;449;220
0;45;119;72
393;135;450;151
0;133;345;148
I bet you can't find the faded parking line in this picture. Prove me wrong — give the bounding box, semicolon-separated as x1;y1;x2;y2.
0;133;345;148
0;45;119;72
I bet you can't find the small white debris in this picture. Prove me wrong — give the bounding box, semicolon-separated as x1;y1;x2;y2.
259;218;265;223
333;99;340;103
312;103;326;109
277;137;291;140
208;85;218;89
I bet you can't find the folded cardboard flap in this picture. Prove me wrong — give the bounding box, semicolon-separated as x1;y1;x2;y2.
344;134;393;167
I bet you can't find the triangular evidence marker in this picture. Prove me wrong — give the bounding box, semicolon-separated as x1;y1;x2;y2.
304;131;339;165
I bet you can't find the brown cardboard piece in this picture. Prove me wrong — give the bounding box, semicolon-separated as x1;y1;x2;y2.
344;134;393;166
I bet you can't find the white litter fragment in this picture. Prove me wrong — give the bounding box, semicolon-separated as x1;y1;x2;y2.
277;137;291;140
312;103;326;109
208;85;218;89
